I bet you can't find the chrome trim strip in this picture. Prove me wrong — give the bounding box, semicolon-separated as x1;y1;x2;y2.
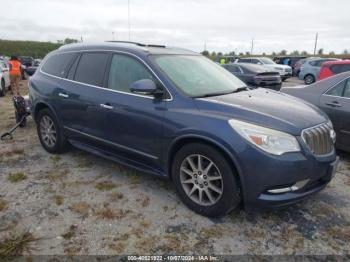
268;179;309;194
39;49;173;101
64;126;158;160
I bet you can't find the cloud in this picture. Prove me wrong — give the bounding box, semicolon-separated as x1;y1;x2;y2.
1;0;349;53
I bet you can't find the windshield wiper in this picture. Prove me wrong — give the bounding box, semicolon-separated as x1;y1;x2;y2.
193;86;248;98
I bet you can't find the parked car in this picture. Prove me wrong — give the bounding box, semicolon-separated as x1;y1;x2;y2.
23;59;41;77
292;57;320;77
283;72;350;152
222;63;282;90
18;56;34;67
318;60;350;81
273;56;306;74
299;58;340;85
0;61;11;96
30;42;338;217
237;57;292;81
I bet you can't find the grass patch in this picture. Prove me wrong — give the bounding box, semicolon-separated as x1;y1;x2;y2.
8;172;27;183
0;232;37;256
69;202;91;218
95;182;116;191
62;225;78;240
54;195;64;206
137;195;150;207
0;199;8;212
109;192;124;201
50;155;61;165
95;208;131;220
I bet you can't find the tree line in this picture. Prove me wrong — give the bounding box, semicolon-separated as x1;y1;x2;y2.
0;38;79;58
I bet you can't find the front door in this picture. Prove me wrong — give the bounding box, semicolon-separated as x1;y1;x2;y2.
91;53;166;169
319;78;350;150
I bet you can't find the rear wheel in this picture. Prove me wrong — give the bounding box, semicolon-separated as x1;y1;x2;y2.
36;108;68;153
304;74;315;85
0;79;5;97
172;143;241;217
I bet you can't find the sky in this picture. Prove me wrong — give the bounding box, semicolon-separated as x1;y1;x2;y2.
1;0;349;54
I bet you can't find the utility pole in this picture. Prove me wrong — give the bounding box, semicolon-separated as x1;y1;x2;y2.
112;31;115;41
313;32;318;55
128;0;131;40
250;38;254;55
204;41;207;51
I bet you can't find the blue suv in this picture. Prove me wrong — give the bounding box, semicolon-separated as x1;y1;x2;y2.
29;42;338;217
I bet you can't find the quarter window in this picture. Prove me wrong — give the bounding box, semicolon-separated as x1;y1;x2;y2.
108;54;155;94
74;53;109;86
41;53;77;77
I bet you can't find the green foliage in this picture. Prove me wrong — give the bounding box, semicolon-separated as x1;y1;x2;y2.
0;39;62;58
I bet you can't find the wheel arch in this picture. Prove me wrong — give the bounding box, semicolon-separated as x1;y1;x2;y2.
33;101;59;124
167;135;244;195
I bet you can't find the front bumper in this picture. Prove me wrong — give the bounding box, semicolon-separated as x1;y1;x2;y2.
230;138;338;210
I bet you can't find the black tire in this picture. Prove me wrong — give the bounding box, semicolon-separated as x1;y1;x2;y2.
0;79;5;97
172;143;241;217
36;108;68;154
304;74;315;85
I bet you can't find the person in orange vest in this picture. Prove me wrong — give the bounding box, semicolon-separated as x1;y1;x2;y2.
8;55;22;96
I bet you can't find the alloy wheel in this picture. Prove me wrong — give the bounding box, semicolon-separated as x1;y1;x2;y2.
180;154;223;206
40;115;57;148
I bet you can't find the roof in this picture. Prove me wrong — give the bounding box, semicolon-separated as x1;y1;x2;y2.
57;41;198;56
321;60;350;66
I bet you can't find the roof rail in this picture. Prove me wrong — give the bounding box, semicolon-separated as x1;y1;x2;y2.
105;41;166;48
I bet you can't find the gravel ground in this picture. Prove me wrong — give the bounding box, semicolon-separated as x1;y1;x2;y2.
0;79;349;256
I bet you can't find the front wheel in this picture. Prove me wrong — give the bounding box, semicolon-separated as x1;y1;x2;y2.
36;108;68;153
172;143;241;217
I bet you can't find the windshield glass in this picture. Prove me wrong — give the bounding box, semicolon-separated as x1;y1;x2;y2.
150;55;246;97
260;58;276;65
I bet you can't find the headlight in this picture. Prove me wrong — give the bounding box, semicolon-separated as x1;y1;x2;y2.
228;119;300;155
274;67;283;71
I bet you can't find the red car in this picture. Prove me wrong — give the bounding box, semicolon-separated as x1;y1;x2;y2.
318;60;350;81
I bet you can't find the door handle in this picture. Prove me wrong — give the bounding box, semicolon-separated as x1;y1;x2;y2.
58;92;69;98
325;101;342;108
100;103;114;110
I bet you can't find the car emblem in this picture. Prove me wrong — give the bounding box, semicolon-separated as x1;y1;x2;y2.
330;130;336;143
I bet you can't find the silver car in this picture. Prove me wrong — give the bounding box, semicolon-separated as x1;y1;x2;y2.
283;71;350;152
299;58;340;85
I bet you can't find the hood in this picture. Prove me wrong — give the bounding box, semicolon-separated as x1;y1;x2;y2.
266;64;291;70
194;88;328;135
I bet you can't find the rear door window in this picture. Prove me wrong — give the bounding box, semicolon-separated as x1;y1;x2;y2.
343;80;350;98
74;53;109;86
326;80;346;97
41;53;77;77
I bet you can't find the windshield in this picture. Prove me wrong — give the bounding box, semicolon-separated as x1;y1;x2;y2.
150;55;246;97
260;58;276;65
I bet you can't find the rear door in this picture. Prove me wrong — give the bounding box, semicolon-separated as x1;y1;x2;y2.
319;78;350;149
58;52;111;139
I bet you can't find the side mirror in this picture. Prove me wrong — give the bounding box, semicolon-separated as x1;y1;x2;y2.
130;79;163;97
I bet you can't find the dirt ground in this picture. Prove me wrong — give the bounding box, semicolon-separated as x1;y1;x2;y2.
0;79;350;256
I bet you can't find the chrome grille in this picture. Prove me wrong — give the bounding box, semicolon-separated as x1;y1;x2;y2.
302;122;334;156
